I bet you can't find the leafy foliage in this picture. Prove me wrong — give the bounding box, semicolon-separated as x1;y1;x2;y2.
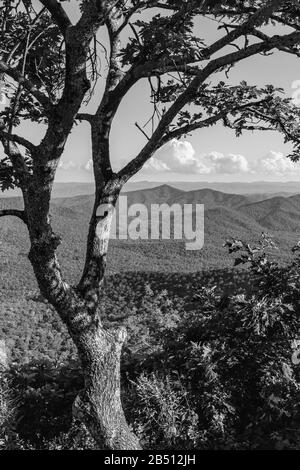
1;233;300;449
0;1;65;110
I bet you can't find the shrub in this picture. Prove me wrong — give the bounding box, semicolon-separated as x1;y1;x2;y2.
128;373;198;449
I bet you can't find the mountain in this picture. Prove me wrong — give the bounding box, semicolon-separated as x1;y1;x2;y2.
124;184;185;208
239;194;300;232
122;180;300;195
2;180;300;199
53;185;251;214
171;188;249;209
1;184;300;283
122;185;263;209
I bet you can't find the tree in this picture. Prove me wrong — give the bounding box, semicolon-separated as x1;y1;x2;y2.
1;0;300;449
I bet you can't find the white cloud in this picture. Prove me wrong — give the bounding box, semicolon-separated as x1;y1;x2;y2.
145;140;250;175
58;145;300;179
143;140;300;177
252;151;297;175
147;139;200;174
145;157;170;172
171;139;197;166
58;159;93;172
58;160;78;171
203;151;249;174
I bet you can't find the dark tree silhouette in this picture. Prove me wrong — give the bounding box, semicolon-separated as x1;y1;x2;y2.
1;0;300;449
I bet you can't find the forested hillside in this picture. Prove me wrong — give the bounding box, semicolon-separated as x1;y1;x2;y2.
1;186;300;449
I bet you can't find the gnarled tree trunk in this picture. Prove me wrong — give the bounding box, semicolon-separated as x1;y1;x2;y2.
25;179;141;450
73;326;141;450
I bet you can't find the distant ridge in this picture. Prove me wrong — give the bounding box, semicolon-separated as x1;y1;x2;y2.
46;180;300;197
121;181;300;195
1;180;300;199
2;184;300;275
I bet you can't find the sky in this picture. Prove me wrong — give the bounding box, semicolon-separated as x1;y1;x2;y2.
13;2;300;183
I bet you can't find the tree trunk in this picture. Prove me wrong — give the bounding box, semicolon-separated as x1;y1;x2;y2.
72;324;141;450
25;181;141;450
28;249;141;449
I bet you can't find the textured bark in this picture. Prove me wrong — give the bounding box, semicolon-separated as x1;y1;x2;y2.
25;178;141;450
28;244;141;449
78;178;121;301
73;326;141;450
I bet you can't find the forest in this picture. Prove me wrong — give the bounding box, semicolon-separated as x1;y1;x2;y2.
1;190;300;450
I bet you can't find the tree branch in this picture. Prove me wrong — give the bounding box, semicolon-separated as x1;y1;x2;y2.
76;113;94;124
252;28;300;57
74;0;111;44
0;131;36;153
117;28;300;183
39;0;72;36
160;99;272;143
0;139;31;188
199;0;287;60
0;60;52;111
0;209;27;224
116;1;288;88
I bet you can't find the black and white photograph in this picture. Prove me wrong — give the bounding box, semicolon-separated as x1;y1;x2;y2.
1;0;300;456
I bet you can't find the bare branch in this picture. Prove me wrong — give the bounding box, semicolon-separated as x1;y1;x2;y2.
76;113;94;124
0;209;27;224
135;122;150;141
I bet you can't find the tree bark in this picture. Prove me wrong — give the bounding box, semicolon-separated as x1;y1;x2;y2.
24;180;141;450
73;325;141;450
29;244;141;449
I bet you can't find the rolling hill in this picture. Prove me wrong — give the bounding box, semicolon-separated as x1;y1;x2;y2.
52;184;262;213
1;184;300;368
239;195;300;232
1;184;300;290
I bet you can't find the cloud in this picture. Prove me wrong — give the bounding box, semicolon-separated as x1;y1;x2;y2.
145;140;250;175
58;160;78;171
143;140;300;177
145;139;200;174
203;151;249;174
58;159;93;172
252;151;297;175
58;145;300;179
145;158;170;172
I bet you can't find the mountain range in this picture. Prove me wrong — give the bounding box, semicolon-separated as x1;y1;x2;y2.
2;180;300;198
1;184;300;285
